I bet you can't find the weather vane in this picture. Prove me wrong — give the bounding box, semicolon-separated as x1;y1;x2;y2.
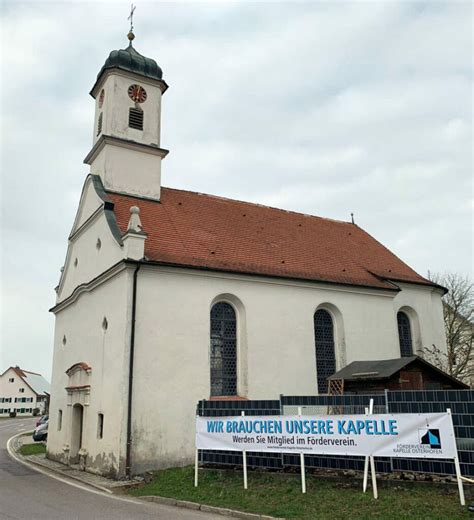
128;4;136;33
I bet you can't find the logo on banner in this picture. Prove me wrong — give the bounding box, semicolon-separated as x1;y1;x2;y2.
418;429;441;449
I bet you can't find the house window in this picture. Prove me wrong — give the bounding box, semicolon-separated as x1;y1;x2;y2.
210;302;237;396
314;309;336;394
97;413;104;439
397;311;413;357
58;410;62;431
19;388;25;393
128;107;143;130
9;378;14;383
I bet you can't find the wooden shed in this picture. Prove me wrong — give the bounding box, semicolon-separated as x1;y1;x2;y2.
327;356;469;394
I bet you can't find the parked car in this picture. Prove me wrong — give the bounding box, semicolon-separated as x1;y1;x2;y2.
33;420;48;442
36;415;48;427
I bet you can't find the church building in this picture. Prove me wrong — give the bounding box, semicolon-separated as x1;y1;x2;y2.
47;32;448;478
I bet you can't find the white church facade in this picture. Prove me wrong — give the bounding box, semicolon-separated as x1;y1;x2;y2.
47;33;448;478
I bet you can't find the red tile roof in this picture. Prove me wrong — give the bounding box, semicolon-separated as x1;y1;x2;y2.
107;188;436;291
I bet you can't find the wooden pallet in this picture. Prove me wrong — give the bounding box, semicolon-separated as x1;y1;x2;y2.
327;379;344;414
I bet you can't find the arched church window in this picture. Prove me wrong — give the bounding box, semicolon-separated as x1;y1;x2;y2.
397;311;413;357
210;302;237;396
314;309;336;394
129;107;143;130
97;112;103;136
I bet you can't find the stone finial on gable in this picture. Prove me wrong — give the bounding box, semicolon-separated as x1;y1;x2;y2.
128;205;143;233
123;206;147;260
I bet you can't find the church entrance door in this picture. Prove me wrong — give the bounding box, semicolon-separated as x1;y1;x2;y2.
70;403;84;463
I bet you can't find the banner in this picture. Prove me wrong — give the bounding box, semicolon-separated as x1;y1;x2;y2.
196;413;456;459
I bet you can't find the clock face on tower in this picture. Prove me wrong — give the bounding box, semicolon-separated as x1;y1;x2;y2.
128;84;147;103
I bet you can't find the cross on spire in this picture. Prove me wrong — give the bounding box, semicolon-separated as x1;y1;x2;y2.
127;4;136;42
128;4;136;33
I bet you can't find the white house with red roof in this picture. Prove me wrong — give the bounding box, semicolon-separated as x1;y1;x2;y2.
47;31;448;478
0;366;50;416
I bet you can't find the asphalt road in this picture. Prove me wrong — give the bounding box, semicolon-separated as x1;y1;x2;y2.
0;418;221;520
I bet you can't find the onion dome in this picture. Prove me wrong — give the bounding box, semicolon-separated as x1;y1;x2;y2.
91;32;167;96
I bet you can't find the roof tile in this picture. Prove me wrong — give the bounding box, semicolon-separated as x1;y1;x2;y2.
107;188;435;291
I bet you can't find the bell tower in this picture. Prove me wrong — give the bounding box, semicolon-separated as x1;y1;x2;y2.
84;30;169;200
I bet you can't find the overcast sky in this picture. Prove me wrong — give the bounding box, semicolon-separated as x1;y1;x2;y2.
1;1;472;380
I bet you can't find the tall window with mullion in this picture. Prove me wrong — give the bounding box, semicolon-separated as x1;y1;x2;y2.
314;309;336;394
397;311;413;357
210;302;237;396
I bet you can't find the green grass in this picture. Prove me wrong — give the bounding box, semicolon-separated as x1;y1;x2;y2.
129;466;470;519
19;442;46;456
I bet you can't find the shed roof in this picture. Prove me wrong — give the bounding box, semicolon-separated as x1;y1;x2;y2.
328;356;469;388
328;357;418;381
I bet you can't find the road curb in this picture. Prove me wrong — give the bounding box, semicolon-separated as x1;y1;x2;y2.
6;431;113;495
139;496;284;519
8;432;283;518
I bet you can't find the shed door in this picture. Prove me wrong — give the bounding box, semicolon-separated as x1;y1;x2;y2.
399;370;423;390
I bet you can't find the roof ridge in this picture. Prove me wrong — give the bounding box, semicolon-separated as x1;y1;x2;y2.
22;369;43;376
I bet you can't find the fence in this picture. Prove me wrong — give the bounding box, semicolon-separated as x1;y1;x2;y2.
197;389;474;477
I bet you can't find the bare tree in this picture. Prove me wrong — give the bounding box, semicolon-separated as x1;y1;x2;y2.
425;272;473;385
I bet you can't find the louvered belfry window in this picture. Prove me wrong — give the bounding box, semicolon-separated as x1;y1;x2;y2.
129;107;144;130
210;302;237;396
314;309;336;394
397;311;413;357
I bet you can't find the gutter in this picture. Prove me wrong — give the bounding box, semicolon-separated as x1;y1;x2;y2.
125;261;141;478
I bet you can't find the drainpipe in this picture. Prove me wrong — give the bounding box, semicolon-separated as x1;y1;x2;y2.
126;262;141;478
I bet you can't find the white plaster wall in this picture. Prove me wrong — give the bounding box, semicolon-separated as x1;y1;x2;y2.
58;211;124;302
0;368;38;415
90;145;162;200
129;266;445;472
48;269;132;478
93;73;162;147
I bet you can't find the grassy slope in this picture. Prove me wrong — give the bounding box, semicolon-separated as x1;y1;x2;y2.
129;467;470;519
19;443;47;456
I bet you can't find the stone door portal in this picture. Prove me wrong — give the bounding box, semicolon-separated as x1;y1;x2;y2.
70;403;84;463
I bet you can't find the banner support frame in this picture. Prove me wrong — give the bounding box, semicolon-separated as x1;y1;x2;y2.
363;406;369;493
241;411;248;490
447;408;465;506
194;414;199;487
298;406;306;494
363;399;378;498
194;448;199;487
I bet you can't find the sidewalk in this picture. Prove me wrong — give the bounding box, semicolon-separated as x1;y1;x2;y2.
11;433;133;493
